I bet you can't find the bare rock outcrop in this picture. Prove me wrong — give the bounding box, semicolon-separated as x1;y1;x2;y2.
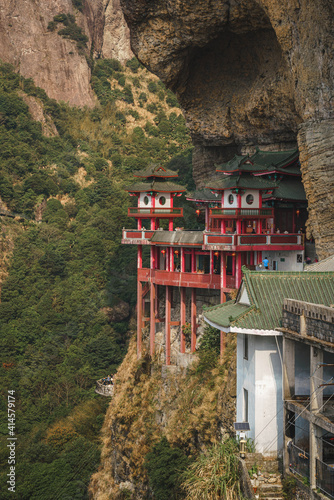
0;0;132;107
121;0;334;258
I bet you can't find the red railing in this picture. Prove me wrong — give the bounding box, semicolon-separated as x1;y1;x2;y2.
128;207;183;218
210;208;274;218
122;229;155;244
203;232;303;248
138;268;226;290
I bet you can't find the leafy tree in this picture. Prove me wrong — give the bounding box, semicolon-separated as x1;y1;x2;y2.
144;437;190;500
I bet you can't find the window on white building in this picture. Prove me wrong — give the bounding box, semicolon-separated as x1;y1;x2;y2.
243;388;249;423
243;335;248;360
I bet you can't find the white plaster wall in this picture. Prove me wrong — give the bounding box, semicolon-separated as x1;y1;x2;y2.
241;189;260;209
254;336;283;456
156;193;171;208
236;333;255;440
261;250;304;272
139;192;153;207
223;190;238;208
237;334;283;457
138;192;171;208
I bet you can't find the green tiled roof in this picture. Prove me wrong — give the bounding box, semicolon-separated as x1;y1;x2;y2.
263;178;306;201
125;180;186;193
204;301;253;327
186;189;219;202
206;174;277;191
134;164;178;179
204;267;334;331
216;149;298;174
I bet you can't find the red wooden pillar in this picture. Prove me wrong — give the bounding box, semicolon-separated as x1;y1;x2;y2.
220;330;226;360
257;219;262;234
221;220;226;234
169;247;174;271
191;288;197;352
150;282;156;357
205;206;209;231
137;281;143;358
191;249;196;273
169;218;173;231
151;246;156;269
180;288;186;354
165;285;171;365
181;247;185;272
210;250;214;274
137;246;142;269
221;253;227;302
236;253;242;288
138;218;142;230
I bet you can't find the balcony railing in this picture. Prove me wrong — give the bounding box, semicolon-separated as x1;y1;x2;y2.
210;207;274;218
203;232;303;249
122;229;155;244
128;207;183;218
288;443;310;480
137;268;234;290
316;458;334;499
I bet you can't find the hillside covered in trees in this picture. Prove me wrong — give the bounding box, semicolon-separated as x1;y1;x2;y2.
0;59;194;499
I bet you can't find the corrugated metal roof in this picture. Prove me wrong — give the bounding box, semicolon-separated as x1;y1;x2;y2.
150;230;203;245
204;267;334;331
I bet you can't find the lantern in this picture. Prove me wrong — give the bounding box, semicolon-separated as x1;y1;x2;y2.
161;249;166;255
196;209;200;216
214;251;219;257
174;250;179;256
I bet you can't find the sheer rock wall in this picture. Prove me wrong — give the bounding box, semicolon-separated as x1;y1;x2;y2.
121;0;334;258
0;0;132;107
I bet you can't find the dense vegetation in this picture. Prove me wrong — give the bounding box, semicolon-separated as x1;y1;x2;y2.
0;60;193;498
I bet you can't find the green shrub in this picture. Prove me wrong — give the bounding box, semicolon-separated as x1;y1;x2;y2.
148;81;158;93
72;0;84;11
132;77;141;88
147;103;157;113
122;85;134;104
126;57;140;73
118;75;126;87
138;92;147;103
166;90;179;108
158;89;165;101
144;437;189;500
198;325;220;355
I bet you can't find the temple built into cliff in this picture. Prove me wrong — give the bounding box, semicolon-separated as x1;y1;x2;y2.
122;149;310;363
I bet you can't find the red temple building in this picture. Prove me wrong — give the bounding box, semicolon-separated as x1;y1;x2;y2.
122;150;309;364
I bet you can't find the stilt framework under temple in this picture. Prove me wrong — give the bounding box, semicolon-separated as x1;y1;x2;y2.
122;151;308;364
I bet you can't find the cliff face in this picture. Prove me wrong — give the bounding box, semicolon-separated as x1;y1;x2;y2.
90;335;236;498
120;0;334;259
0;0;132;107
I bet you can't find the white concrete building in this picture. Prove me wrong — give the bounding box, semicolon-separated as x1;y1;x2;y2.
204;267;334;457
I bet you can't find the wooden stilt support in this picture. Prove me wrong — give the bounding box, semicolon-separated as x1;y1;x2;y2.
137;280;143;358
191;288;197;353
180;288;186;354
220;330;226;361
221;254;226;302
165;285;171;365
237;253;242;288
150;282;156;357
